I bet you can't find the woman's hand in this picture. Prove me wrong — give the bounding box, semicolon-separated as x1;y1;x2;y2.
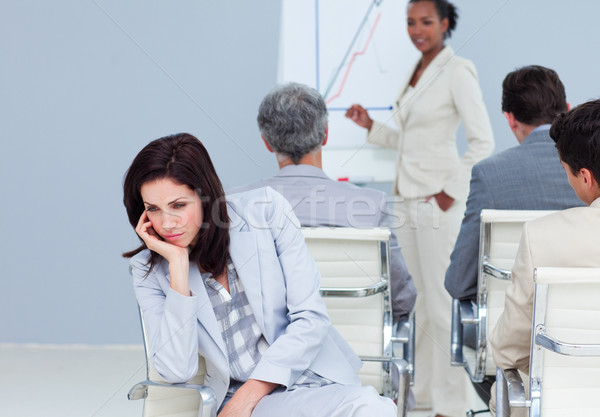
135;211;191;295
217;380;279;417
426;191;455;212
345;104;373;130
135;211;189;263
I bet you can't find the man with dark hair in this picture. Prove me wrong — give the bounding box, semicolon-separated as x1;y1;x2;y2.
445;66;582;302
489;99;600;414
443;65;583;405
230;82;416;323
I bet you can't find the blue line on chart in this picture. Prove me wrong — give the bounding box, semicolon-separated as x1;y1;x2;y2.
315;0;320;92
328;106;393;111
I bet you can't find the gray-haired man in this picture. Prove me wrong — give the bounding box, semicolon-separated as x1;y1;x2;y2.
230;82;416;323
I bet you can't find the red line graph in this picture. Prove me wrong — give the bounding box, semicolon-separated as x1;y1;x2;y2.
325;12;382;104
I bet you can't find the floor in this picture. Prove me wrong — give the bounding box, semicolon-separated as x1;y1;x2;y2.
0;344;491;417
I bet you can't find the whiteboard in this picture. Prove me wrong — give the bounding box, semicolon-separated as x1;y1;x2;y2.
278;0;419;182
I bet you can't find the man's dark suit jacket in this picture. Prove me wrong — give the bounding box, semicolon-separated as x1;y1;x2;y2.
444;126;583;301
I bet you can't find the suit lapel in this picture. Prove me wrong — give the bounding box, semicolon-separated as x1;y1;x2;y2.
400;46;455;122
395;62;417;108
187;264;228;358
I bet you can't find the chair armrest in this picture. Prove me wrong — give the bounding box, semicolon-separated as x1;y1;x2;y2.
361;356;410;417
483;261;511;281
128;379;218;417
320;279;387;297
496;367;529;417
535;331;600;356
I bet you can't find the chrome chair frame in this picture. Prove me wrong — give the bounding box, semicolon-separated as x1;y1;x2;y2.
496;267;600;417
303;227;413;417
127;305;218;417
450;210;555;384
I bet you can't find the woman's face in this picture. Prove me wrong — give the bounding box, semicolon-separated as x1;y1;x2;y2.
406;1;448;56
140;177;204;248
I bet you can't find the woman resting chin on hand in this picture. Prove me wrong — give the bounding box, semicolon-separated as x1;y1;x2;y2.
122;133;396;416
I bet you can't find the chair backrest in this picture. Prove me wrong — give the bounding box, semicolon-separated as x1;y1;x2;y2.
301;227;393;394
473;209;555;379
138;308;208;417
531;267;600;416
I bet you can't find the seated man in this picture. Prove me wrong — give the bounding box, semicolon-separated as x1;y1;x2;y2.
230;82;416;323
443;66;583;404
489;99;600;414
445;65;582;303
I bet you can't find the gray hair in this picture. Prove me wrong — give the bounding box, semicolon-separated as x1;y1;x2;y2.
257;82;328;164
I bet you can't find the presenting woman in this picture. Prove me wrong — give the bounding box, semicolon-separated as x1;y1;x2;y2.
346;1;494;416
122;133;396;417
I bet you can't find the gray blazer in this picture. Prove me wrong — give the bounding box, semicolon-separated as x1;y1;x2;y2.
444;126;583;300
131;187;362;408
230;164;417;322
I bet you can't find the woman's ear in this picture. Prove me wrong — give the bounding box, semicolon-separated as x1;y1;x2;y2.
441;17;449;35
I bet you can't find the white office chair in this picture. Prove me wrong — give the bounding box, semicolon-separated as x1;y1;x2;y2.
302;227;413;417
496;267;600;417
451;210;556;383
127;306;218;417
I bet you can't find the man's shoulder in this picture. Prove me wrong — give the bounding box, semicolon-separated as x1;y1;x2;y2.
475;143;528;170
529;205;592;228
473;133;555;175
227;179;271;195
226;186;287;215
230;174;387;203
328;180;387;200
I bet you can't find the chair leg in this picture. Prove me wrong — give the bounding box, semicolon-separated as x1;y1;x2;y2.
495;367;510;417
451;298;465;366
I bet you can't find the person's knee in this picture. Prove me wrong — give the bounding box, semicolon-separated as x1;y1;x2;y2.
340;386;396;416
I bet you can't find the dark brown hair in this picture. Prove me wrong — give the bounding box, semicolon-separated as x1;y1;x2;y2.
502;65;567;126
122;133;230;276
550;100;600;182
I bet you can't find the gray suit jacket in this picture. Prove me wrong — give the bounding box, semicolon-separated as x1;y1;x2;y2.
230;164;417;322
444;126;583;300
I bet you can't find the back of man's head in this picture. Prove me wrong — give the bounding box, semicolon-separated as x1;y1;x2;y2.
257;82;328;164
502;65;567;126
550;99;600;182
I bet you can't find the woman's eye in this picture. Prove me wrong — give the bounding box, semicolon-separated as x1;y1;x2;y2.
173;203;186;209
146;207;158;212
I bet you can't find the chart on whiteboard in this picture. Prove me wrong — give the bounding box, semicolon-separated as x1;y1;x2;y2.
279;0;418;181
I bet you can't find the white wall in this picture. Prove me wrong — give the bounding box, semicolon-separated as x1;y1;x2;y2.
0;1;280;344
451;0;600;153
3;0;600;344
